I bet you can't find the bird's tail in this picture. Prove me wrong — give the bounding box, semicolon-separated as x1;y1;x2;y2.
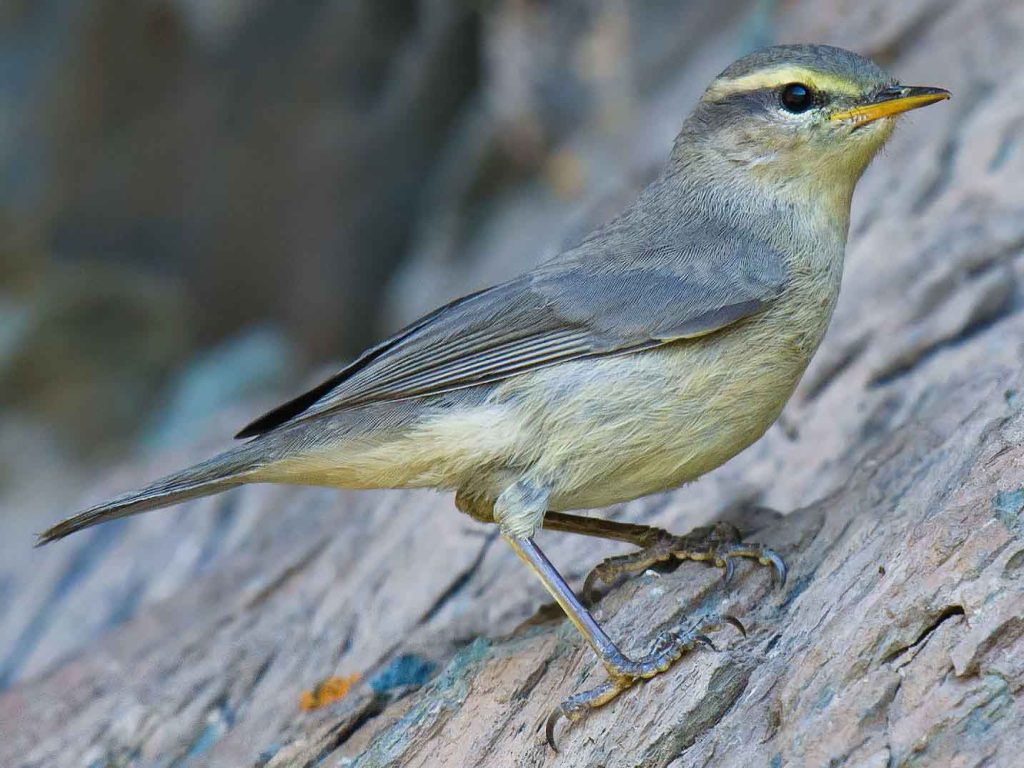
36;445;262;546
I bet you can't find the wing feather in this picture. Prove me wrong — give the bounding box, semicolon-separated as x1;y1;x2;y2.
236;237;788;438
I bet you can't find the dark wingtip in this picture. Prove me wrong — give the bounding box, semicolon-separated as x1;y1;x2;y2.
234;368;355;439
235;413;278;439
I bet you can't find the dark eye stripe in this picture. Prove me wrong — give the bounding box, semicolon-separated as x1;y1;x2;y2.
702;86;827;116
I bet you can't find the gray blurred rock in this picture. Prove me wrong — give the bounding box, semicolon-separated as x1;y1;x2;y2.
144;326;297;451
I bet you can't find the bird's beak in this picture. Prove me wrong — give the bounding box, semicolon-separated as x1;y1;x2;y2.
831;85;951;127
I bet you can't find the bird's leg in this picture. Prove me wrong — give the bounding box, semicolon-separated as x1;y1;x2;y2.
502;535;740;749
541;511;668;547
540;512;786;603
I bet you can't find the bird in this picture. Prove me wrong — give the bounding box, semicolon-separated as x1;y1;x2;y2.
38;44;949;747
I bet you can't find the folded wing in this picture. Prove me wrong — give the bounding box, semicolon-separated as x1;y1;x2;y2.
236;238;788;438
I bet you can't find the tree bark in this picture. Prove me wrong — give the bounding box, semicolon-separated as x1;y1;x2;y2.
3;0;1024;766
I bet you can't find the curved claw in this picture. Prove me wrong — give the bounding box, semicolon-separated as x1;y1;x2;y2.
723;614;747;637
545;707;564;752
723;557;736;584
764;551;788;587
694;633;717;652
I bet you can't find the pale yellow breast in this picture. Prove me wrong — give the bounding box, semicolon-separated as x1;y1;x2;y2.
262;248;842;511
504;267;843;509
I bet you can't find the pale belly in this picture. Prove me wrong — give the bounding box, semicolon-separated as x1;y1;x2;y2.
508;323;813;510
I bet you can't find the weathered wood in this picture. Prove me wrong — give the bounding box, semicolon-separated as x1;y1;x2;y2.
3;0;1024;765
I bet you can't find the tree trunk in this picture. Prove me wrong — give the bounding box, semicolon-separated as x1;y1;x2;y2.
3;0;1024;766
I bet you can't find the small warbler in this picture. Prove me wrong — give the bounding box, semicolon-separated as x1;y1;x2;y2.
39;44;949;745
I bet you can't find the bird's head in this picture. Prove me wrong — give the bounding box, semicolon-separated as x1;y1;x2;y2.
679;44;950;204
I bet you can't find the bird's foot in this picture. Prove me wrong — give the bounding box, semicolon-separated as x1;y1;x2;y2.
582;521;786;604
545;613;744;749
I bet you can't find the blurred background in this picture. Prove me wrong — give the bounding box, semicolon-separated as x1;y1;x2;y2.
1;0;791;512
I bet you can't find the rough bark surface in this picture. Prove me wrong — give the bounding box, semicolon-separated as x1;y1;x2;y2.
3;1;1024;766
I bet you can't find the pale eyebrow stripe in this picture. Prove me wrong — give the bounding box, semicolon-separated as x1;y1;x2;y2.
705;66;864;100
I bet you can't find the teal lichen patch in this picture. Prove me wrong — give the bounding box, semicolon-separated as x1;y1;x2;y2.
369;655;436;695
1004;389;1019;409
962;674;1013;739
814;686;835;711
175;702;233;765
992;488;1024;531
353;638;491;767
254;742;280;766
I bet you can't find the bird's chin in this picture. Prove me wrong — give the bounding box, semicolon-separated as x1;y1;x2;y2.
847;115;896;137
843;117;896;161
851;115;892;134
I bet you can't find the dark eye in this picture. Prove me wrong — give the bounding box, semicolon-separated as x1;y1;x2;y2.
780;83;813;113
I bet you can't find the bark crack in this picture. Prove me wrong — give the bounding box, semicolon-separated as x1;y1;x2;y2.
881;605;966;665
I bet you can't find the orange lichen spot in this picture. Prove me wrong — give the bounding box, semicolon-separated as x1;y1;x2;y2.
299;673;361;711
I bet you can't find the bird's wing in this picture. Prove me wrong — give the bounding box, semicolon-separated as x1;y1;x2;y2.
235;238;788;438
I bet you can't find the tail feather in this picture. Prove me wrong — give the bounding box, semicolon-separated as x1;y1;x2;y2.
36;446;259;546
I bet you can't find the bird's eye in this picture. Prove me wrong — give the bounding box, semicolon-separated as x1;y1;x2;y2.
780;83;814;113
